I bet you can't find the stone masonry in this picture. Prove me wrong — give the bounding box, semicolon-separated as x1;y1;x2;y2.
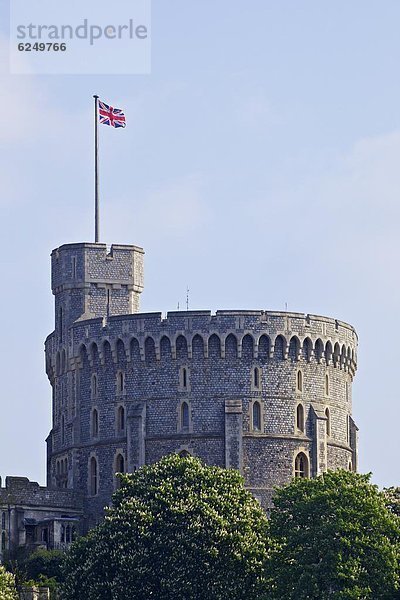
44;242;358;531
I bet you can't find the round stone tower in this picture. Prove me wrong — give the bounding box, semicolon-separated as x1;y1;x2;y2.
45;242;358;529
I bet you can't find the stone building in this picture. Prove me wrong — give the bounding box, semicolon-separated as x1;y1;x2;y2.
0;476;81;560
1;239;359;552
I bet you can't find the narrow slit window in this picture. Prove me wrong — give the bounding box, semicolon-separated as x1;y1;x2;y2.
325;374;329;396
72;256;77;279
115;453;125;489
92;409;99;438
325;407;331;437
117;371;125;395
297;370;303;392
252;401;261;431
253;367;260;389
181;402;189;429
183;368;187;388
117;406;125;432
296;404;305;432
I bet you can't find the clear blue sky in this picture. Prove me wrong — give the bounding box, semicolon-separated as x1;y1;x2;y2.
0;0;399;488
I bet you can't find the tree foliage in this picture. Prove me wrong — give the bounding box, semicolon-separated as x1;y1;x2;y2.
25;548;64;583
61;454;269;600
0;565;18;600
267;470;400;600
383;487;400;519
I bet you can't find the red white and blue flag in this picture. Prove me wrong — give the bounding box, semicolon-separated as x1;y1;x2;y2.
98;100;126;128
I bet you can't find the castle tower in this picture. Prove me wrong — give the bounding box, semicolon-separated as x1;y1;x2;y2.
51;243;144;341
45;242;144;504
45;240;358;532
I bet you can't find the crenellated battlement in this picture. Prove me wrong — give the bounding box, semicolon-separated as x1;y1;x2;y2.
45;308;357;381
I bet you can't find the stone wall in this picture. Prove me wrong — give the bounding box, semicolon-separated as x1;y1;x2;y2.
0;477;82;509
45;301;358;529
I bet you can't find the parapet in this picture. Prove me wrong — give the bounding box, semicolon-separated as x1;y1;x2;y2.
43;308;358;382
51;242;144;294
0;476;83;510
50;242;145;330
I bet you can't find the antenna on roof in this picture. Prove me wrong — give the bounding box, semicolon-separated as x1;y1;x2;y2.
186;286;190;311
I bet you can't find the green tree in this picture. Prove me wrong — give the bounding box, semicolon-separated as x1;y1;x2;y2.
267;470;400;600
383;487;400;519
0;565;18;600
61;454;269;600
25;548;64;583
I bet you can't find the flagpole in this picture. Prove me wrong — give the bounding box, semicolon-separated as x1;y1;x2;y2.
94;94;100;243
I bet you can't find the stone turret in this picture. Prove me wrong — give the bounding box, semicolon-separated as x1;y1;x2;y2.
51;242;144;345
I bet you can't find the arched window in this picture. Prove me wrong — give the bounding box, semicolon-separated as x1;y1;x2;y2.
145;337;156;362
116;371;125;395
1;531;6;552
176;335;188;360
325;341;333;365
192;335;204;359
91;374;98;399
325;407;331;437
115;453;125;489
116;453;125;473
1;512;6;530
296;403;305;432
258;335;270;361
252;401;261;431
117;406;125;432
92;409;99;438
296;370;303;393
41;528;48;544
208;334;221;358
179;450;191;458
181;402;189;429
90;457;98;496
325;373;329;396
253;367;261;390
289;337;300;361
302;338;312;362
294;452;309;478
274;335;286;360
225;333;238;358
315;339;324;363
348;461;352;471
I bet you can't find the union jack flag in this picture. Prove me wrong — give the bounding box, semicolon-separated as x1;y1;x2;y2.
98;100;126;128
